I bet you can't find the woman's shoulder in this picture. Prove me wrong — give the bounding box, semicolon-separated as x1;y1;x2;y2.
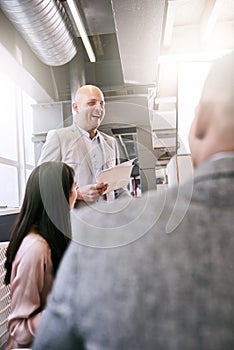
17;233;50;259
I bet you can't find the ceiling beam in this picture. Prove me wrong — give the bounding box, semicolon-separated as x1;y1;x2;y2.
111;0;165;84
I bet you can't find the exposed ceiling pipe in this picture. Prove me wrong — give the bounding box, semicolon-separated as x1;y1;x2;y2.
0;0;77;66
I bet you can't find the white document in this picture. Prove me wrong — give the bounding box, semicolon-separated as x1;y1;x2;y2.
97;159;135;194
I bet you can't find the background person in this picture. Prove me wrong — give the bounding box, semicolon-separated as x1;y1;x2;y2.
4;161;76;349
32;52;234;350
38;84;123;204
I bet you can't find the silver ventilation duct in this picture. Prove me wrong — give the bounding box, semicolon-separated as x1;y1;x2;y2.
0;0;77;66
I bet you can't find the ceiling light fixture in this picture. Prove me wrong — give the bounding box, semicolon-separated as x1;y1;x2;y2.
66;0;96;63
201;0;222;43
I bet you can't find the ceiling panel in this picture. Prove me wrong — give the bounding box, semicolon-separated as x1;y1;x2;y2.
75;0;116;35
218;0;234;20
174;0;206;26
111;0;165;84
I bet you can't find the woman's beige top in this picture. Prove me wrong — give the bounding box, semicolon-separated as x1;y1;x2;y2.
7;233;53;349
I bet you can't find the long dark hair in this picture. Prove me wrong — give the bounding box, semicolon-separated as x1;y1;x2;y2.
4;161;75;285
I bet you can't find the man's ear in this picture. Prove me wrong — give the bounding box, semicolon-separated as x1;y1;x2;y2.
194;101;212;140
72;102;79;113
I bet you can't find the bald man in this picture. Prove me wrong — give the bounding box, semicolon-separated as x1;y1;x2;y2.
38;85;122;204
33;52;234;350
189;55;234;167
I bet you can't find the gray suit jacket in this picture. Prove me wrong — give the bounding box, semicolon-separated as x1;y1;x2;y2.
33;156;234;350
38;123;120;187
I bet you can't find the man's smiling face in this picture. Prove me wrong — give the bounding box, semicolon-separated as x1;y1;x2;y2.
73;86;105;133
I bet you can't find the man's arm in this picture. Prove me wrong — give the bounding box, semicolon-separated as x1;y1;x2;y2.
38;130;61;164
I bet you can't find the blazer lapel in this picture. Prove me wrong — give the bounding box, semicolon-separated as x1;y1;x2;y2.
72;125;94;177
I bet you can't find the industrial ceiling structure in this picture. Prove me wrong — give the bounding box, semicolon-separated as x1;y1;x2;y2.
66;0;234;98
2;0;233;100
1;0;234;180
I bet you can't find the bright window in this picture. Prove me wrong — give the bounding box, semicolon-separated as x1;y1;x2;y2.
0;72;36;207
0;164;19;207
22;91;36;166
177;61;211;154
0;72;18;161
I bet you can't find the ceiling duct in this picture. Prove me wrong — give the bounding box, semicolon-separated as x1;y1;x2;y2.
0;0;77;66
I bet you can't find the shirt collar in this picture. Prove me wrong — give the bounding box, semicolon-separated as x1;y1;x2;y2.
209;152;234;162
76;125;100;141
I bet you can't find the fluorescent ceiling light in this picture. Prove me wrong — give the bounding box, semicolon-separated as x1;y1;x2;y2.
66;0;96;63
202;0;222;43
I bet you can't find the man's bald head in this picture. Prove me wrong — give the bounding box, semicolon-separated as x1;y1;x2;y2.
202;51;234;104
72;85;105;137
75;85;104;104
189;51;234;168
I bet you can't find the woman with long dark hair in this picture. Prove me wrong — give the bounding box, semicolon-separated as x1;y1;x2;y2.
4;161;77;349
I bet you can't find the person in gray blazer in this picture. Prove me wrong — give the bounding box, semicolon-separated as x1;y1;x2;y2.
33;52;234;350
38;84;121;204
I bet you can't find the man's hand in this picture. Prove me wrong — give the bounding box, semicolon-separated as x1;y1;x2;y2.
77;183;108;202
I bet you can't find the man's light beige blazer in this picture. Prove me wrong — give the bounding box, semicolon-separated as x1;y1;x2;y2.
38;123;120;188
